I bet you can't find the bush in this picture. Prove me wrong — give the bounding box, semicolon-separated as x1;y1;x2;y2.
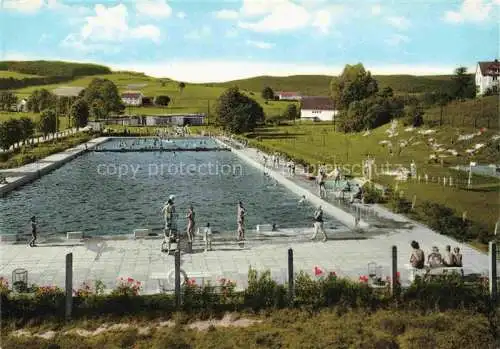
244;269;287;310
362;183;386;203
390;195;412;213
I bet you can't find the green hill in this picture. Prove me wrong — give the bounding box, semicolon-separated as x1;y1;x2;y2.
0;60;111;78
208;74;456;96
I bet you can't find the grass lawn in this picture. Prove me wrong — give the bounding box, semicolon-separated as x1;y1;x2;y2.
0;71;42;78
1;309;496;349
244;121;500;231
12;72;295;117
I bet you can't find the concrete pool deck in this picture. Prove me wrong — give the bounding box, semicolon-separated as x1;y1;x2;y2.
0;135;496;294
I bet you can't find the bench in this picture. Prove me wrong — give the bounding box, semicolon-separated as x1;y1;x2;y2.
405;264;464;282
66;231;83;240
134;229;151;238
0;234;18;243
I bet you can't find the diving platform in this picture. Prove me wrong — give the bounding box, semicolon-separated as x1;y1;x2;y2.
92;147;231;153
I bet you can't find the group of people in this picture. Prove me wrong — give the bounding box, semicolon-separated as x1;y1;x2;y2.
409;240;463;269
161;197;247;252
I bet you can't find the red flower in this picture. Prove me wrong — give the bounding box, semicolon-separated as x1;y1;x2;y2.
314;266;323;276
127;277;134;283
329;271;337;277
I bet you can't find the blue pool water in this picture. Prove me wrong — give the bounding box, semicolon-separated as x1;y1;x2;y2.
1;138;340;236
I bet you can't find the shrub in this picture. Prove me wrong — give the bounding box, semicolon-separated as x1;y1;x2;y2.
362;183;386;203
390;196;412;213
244;268;287;310
111;277;142;296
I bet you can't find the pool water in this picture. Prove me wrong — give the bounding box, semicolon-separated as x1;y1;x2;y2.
1;138;341;237
99;137;221;150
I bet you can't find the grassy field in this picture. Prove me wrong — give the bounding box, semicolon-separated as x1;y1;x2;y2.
0;71;42;78
2;309;496;349
11;72;294;117
209;74;456;96
243;121;500;231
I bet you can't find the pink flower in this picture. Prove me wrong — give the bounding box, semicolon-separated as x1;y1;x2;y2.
127;277;134;283
314;266;323;276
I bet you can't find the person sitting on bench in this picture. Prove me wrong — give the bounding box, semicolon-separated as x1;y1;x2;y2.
409;240;425;269
453;247;462;267
443;245;454;266
427;246;443;268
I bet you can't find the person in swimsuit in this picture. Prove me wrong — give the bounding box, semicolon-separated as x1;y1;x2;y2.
186;205;195;242
237;201;245;241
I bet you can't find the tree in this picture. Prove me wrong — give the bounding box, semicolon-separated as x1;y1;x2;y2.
178;82;186;94
283;103;299;121
70;99;89;129
330;63;379;110
38;109;57;136
0;119;22;150
0;91;18;111
404;103;425;127
377;86;393;98
452;67;475;100
27;89;57;113
83;78;124;117
261;86;274;101
215;87;264;134
18;117;35;144
90;99;106;120
155;95;171;106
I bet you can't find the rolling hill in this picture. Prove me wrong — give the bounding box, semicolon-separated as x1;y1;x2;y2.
208;74;457;96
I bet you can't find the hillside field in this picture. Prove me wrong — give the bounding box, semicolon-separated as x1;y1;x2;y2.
0;71;42;78
209;74;456;96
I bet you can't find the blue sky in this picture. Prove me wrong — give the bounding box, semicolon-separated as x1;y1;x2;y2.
0;0;498;82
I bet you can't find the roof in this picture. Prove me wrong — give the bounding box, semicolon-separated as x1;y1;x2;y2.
277;91;301;97
300;96;335;110
121;91;143;98
478;60;500;76
52;86;85;97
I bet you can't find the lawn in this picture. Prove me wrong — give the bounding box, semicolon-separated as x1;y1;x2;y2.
11;72;295;117
0;71;42;78
1;309;496;349
244;121;500;231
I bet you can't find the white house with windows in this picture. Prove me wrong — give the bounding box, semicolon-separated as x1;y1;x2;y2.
475;60;500;95
300;96;337;121
121;91;144;106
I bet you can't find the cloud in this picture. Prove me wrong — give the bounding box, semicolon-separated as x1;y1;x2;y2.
2;0;44;13
216;0;344;33
214;9;240;20
386;16;411;30
385;34;410;46
371;4;382;15
177;11;186;19
443;0;497;23
184;26;211;40
109;60;470;83
246;40;274;49
61;4;161;51
136;0;172;18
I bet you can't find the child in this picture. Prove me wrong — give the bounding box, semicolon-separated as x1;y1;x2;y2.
203;223;212;252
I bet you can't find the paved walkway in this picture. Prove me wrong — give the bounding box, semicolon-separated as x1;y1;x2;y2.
1;128;80;153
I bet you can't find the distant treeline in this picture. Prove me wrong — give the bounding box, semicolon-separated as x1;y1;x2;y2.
0;60;111;90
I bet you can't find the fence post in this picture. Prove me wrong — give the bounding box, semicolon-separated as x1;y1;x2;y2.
390;246;398;296
288;248;294;303
411;195;417;210
489;242;497;300
174;250;181;308
65;253;73;321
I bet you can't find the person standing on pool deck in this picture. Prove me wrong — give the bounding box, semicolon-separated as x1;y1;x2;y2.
311;206;327;242
29;216;37;247
186;205;195;242
237;201;246;241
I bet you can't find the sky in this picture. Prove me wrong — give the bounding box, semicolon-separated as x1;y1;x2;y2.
0;0;499;82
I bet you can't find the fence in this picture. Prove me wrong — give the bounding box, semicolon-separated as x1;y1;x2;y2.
43;242;496;319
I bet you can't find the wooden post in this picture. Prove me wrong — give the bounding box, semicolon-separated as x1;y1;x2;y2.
489;242;497;300
65;253;73;321
390;246;398;296
462;211;467;222
174;250;181;308
495;221;499;236
288;248;294;303
411;195;417;210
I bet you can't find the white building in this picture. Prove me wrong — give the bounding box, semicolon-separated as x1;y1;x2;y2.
276;91;302;101
121;91;144;106
475;60;500;95
300;96;338;122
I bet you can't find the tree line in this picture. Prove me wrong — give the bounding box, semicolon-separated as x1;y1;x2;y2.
0;61;111;78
